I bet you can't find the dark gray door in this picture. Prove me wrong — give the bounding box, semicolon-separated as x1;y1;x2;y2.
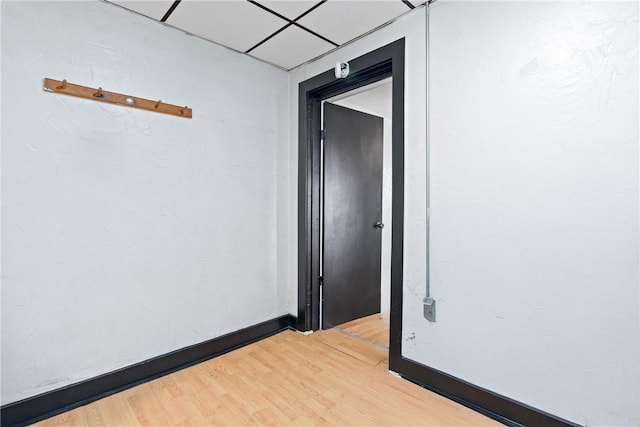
322;102;384;329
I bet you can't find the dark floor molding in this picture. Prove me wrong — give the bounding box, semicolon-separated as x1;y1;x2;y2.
4;314;581;427
392;355;582;427
1;314;297;427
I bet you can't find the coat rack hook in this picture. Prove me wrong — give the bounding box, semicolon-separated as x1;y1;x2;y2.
43;78;192;119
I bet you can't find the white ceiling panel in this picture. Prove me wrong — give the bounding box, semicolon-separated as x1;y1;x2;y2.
104;0;422;70
250;25;334;70
258;0;320;20
108;0;175;20
166;1;289;52
297;1;410;45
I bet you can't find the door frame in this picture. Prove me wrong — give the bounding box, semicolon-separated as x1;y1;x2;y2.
297;38;405;367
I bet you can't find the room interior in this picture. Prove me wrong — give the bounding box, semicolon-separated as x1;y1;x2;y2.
1;1;638;427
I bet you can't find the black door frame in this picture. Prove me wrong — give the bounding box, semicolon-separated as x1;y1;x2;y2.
297;38;405;368
296;37;579;427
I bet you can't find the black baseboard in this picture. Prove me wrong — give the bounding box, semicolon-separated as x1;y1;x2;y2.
390;355;582;427
1;314;297;427
3;314;580;427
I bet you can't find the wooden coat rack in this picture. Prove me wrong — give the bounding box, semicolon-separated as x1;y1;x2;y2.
43;78;192;119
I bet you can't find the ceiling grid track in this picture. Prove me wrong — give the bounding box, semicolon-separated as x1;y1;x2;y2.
160;0;181;22
108;0;424;70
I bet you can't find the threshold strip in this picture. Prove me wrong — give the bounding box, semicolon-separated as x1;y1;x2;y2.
333;327;389;350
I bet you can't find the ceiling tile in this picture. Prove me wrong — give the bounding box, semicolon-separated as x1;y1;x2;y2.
249;25;334;69
297;1;409;45
108;0;175;20
257;0;321;20
166;1;289;52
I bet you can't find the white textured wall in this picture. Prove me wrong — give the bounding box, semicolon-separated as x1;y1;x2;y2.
4;1;637;424
403;2;639;426
1;1;289;404
286;8;427;318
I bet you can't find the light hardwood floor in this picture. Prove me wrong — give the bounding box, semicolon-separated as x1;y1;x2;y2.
336;313;389;347
33;321;498;426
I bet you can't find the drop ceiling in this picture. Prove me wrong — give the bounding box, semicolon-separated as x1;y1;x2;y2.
106;0;424;70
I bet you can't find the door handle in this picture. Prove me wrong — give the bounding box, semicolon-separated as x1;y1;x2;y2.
374;222;384;229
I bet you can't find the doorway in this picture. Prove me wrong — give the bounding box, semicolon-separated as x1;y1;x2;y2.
321;101;384;329
297;39;405;369
321;80;393;344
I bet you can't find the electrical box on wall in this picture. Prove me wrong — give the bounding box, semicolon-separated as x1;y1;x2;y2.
423;297;436;322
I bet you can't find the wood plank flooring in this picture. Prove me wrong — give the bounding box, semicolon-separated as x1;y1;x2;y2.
33;323;498;426
336;313;389;347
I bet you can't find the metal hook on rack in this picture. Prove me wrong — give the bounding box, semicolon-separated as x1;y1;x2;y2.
42;77;192;118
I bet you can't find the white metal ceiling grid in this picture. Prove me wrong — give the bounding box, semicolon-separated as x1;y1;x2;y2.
107;0;424;70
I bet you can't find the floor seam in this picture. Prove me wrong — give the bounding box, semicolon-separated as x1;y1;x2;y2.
332;326;390;350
